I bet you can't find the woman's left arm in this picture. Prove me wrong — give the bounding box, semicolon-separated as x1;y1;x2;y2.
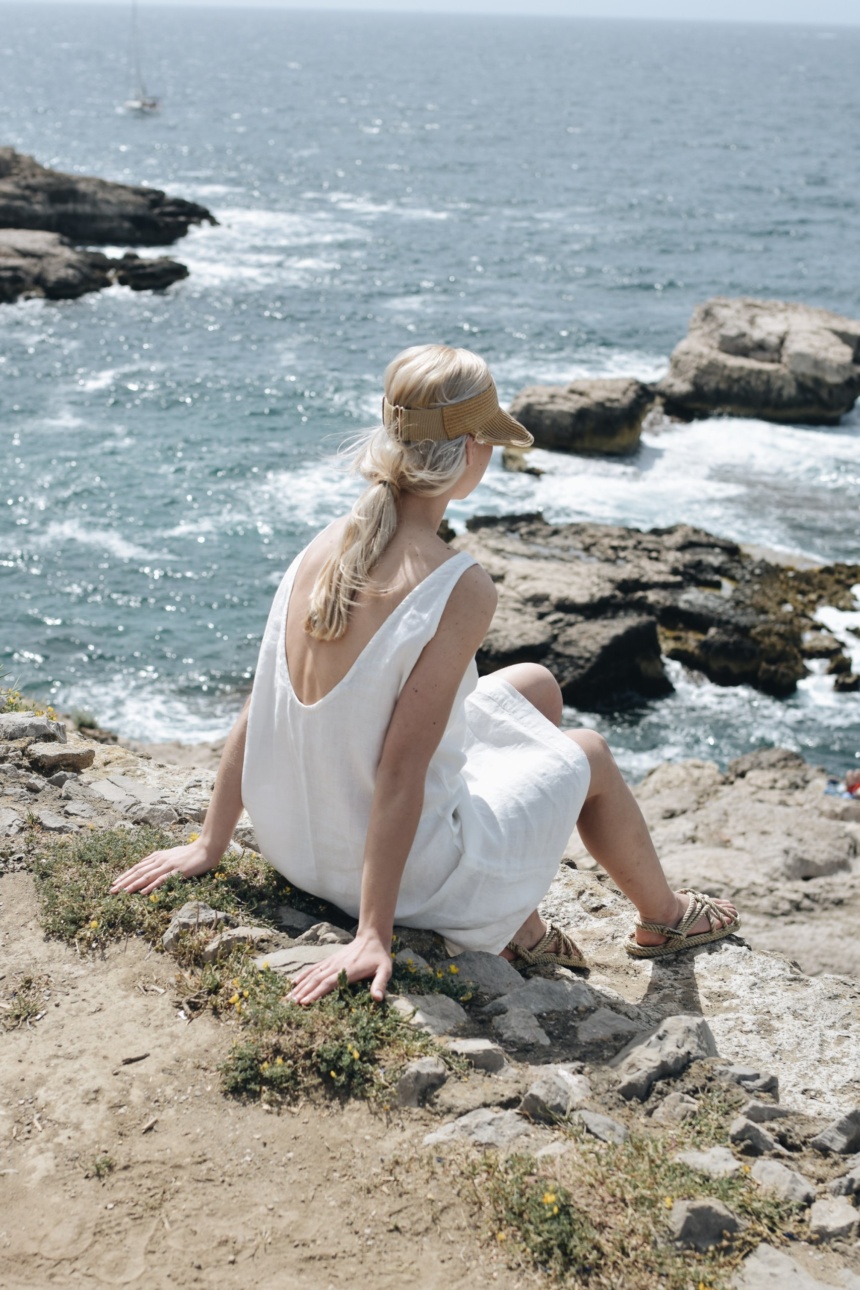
288;564;497;1004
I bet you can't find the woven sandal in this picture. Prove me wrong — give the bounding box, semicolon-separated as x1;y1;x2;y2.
506;922;587;971
625;889;740;961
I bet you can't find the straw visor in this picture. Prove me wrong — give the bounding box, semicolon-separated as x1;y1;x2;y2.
382;381;534;449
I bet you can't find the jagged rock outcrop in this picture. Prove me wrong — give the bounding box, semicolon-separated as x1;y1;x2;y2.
508;377;655;454
0;148;215;246
0;229;187;304
659;297;860;425
454;513;860;706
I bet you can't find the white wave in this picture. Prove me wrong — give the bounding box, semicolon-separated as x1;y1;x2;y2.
55;675;239;744
30;519;163;563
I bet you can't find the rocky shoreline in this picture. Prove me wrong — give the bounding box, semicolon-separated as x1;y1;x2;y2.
0;148;215;304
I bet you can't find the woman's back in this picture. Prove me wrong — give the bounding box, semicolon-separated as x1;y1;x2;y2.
285;515;458;707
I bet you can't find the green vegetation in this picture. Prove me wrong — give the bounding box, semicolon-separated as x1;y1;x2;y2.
0;669;57;719
473;1093;806;1288
1;973;52;1030
87;1155;117;1181
32;826;459;1107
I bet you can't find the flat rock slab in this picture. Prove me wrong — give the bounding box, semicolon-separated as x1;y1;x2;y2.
484;975;595;1018
438;951;523;998
809;1197;860;1241
751;1159;815;1205
254;945;343;978
733;1242;860;1289
492;1007;551;1048
390;993;468;1036
675;1147;742;1179
423;1108;541;1151
444;1038;507;1073
575;1109;629;1144
26;744;94;774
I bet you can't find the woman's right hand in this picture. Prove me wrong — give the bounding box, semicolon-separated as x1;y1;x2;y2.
109;838;220;896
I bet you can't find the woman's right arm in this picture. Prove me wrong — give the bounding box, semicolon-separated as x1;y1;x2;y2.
110;694;252;895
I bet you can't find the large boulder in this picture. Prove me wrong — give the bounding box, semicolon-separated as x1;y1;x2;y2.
0;229;187;305
454;513;860;706
659;297;860;425
0;148;216;246
508;377;655;455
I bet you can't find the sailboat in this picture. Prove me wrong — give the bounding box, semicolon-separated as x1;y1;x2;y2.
123;1;160;115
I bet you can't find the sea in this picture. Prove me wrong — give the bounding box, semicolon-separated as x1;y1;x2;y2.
2;3;859;781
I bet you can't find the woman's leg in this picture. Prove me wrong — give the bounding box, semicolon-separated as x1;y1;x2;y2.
497;665;736;950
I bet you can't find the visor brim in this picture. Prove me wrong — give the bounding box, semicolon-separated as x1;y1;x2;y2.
472;407;534;449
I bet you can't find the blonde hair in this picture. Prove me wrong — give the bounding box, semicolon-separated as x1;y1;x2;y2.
304;344;492;641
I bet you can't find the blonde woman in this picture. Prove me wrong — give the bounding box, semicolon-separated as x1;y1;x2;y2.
112;344;739;1001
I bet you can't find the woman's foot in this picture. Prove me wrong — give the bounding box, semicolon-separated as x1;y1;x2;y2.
500;914;587;969
634;890;738;948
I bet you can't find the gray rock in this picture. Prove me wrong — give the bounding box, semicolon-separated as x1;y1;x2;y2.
729;1117;781;1156
444;1038;508;1074
509;377;655;455
437;951;523;998
423;1108;537;1150
485;976;595;1018
716;1065;779;1098
519;1069;592;1122
0;712;66;742
200;926;275;964
675;1146;741;1178
669;1198;745;1251
37;809;75;832
808;1196;859;1241
732;1242;858;1289
491;1007;551;1049
162;901;232;952
0;807;23;836
274;905;319;935
0;228;187;305
750;1159;815;1206
128;802;179;827
742;1100;792;1124
293;922;352;946
255;944;343;978
577;1007;644;1048
395;1057;449;1108
63;800;94;819
659;297;860;425
811;1109;860;1156
651;1092;701;1125
611;1014;718;1101
390;993;468;1037
828;1155;860;1197
26;744;94;774
0;147;216;246
575;1109;629;1144
394;948;431;972
89;778;137;809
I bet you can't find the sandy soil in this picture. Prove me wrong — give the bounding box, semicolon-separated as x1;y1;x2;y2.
0;872;529;1290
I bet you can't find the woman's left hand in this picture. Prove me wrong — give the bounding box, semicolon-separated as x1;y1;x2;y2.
287;929;392;1004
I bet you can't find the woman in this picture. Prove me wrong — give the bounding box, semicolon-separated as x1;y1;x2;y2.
112;344;739;1002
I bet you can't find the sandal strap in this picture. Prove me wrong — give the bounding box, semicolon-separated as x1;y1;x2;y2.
634;890;733;942
507;922;584;967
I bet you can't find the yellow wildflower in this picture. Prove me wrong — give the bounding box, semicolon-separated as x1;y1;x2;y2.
436;969;444;978
349;1046;360;1060
448;964;459;974
232;978;240;987
741;1164;751;1175
275;1056;283;1065
261;960;270;970
664;1197;673;1208
228;993;240;1005
542;1192;557;1206
330;1070;337;1078
243;989;249;998
496;1232;507;1242
89;919;99;929
187;832;200;842
149;892;159;903
261;1061;269;1071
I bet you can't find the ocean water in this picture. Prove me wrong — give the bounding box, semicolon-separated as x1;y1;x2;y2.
1;4;859;778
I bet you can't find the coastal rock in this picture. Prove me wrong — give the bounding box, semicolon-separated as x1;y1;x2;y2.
675;1146;741;1178
750;1159;815;1205
437;951;522;999
811;1110;860;1157
444;1038;508;1074
828;1156;860;1197
454;514;860;705
0;229;188;306
0;713;66;743
26;744;95;775
390;993;468;1037
0;148;216;246
162;901;232;952
395;1057;448;1108
733;1242;860;1289
491;1008;551;1048
574;1109;629;1144
508;377;655;455
669;1198;745;1251
519;1068;591;1122
808;1197;859;1241
652;1092;701;1124
200;926;276;964
423;1108;541;1150
729;1116;782;1156
659;297;860;425
611;1014;718;1101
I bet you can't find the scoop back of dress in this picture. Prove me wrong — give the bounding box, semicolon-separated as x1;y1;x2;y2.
242;546;591;954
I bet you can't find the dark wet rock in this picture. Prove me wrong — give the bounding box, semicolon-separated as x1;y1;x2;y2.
509;377;656;455
612;1015;718;1102
658;297;860;425
669;1197;745;1251
0;229;188;305
0;148;216;246
455;514;860;705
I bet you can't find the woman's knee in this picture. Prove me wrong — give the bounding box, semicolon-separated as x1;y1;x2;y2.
497;663;563;725
566;728;615;792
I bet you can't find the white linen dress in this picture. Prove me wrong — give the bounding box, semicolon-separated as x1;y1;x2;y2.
241;547;591;954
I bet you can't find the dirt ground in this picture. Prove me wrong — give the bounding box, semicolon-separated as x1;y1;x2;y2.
0;872;529;1290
